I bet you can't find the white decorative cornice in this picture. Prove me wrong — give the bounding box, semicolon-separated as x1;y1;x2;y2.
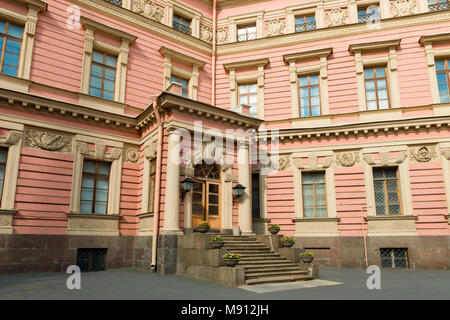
159;46;207;68
80;17;137;43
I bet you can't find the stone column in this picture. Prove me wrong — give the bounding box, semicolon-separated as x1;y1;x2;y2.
238;141;252;235
162;130;183;234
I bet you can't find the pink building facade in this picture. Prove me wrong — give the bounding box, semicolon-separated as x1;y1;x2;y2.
0;0;449;273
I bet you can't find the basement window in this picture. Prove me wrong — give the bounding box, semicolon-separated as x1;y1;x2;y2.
76;248;108;272
380;248;409;269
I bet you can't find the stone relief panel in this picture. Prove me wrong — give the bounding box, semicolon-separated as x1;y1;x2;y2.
125;148;140;163
326;8;348;27
363;150;407;166
409;145;437;163
391;0;417;17
24;129;72;153
293;154;333;171
265;18;285;37
335;151;360;167
217;27;228;44
133;0;165;23
200;25;213;43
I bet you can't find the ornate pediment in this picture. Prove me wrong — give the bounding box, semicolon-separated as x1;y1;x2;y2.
24;129;72;153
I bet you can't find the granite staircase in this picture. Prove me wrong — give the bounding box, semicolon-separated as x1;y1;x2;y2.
221;235;313;285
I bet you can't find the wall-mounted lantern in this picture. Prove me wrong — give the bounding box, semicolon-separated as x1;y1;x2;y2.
232;184;246;205
180;177;195;202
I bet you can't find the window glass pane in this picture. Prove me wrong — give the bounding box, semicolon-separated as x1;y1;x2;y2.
80;201;93;213
237;28;247;35
435;60;445;71
98;162;110;175
310;86;319;96
300;97;310;107
311;106;320;116
103;91;114;100
103;79;115;92
239;95;247;104
94;203;107;214
4;51;19;68
377;80;387;90
378;89;388;100
367;100;377;110
90;76;102;89
311;96;320;106
91;65;103;78
310;75;319;85
95;189;108;202
2;64;18;77
373;169;384;179
7;24;23;39
300;87;309;97
386;180;398;192
438;83;449;94
81;188;93;201
92;51;104;64
375;68;386;78
90;87;101;97
83;161;96;173
376;205;386;215
249;84;257;92
0;167;4;181
6;39;21;54
0;148;7;163
105;55;117;68
96;178;109;190
388;192;399;203
249;95;257;104
365;80;375;90
81;176;94;188
436;72;447;83
304;207;314;217
239;85;248;94
379;100;389;109
104;69;116;81
364;69;374;79
306;16;315;23
385;168;397;178
300;108;310;117
299;77;308;86
389;204;400;215
440;94;450;103
180;78;188;88
366;91;376;101
0;21;5;34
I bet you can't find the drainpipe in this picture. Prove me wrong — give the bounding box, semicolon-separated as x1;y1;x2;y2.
212;0;217;106
150;95;163;272
361;206;368;268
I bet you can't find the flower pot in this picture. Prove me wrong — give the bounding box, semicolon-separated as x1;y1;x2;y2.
195;226;210;233
301;256;314;263
210;242;224;249
223;259;239;267
268;227;280;234
281;241;294;248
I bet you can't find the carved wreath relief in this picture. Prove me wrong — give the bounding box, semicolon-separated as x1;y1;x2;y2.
133;0;165;23
410;146;436;162
265;19;285;37
326;8;348;27
335;152;359;167
25;129;72;153
391;0;416;17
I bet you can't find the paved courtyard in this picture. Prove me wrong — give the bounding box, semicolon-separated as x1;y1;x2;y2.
0;267;449;300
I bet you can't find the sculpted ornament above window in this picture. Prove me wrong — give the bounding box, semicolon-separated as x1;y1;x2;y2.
409;146;436;162
326;8;348;27
200;25;213;43
24;129;72;153
335;152;360;167
390;0;417;17
217;27;228;44
265;19;285;37
133;0;165;23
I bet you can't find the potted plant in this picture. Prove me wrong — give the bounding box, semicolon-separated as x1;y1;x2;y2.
222;252;241;267
195;221;210;233
210;235;224;249
300;251;314;263
268;224;280;234
281;236;295;247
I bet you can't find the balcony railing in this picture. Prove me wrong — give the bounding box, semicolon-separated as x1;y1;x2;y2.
358;14;371;23
104;0;122;6
173;21;192;36
237;31;257;42
295;22;316;33
428;1;449;11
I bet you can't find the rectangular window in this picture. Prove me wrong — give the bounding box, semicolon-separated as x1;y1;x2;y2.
170;75;189;97
0;20;23;77
89;51;117;101
173;14;191;35
302;172;327;217
252;173;261;219
0;147;7;204
295;15;316;32
364;66;390;110
80;160;111;214
238;83;257;116
427;0;449;12
149;158;156;213
380;248;409;269
435;59;450;103
358;6;379;23
299;74;321;117
237;24;256;42
373;167;401;215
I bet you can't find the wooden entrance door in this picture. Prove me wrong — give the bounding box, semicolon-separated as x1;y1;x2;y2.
191;164;221;230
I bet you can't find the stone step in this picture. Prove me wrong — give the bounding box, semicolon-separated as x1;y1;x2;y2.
245;270;309;280
238;259;294;266
245;274;314;285
223;244;268;249
240;256;286;262
220;236;257;241
231;249;272;254
239;253;280;258
242;266;302;273
240;263;300;270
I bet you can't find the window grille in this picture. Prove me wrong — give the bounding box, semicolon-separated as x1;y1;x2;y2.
380;248;409;269
105;0;123;6
428;0;449;11
76;248;107;272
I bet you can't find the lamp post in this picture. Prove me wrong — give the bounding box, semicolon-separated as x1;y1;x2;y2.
232;184;246;205
180;177;195;202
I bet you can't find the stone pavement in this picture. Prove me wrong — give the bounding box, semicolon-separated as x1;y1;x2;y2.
0;267;449;300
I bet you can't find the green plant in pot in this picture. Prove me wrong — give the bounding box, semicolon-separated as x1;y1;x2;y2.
210;235;224;249
268;224;280;234
223;252;241;267
281;236;295;247
300;251;314;263
196;221;210;233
